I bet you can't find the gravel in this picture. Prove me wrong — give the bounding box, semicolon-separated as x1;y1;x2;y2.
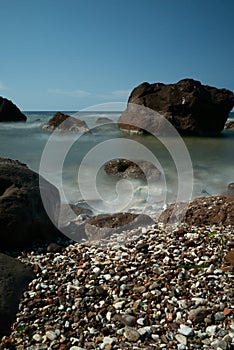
1;222;234;349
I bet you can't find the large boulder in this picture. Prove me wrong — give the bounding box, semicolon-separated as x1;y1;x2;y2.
0;158;61;252
159;195;234;226
118;79;234;136
0;97;27;122
104;159;161;180
0;253;34;337
43;111;90;133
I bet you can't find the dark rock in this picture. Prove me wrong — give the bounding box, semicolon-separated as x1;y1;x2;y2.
0;97;27;122
104;159;161;180
227;183;234;197
43;111;90;133
96;117;113;124
0;158;62;252
118;79;234;136
0;253;34;337
85;212;154;241
159;195;234;226
189;307;211;324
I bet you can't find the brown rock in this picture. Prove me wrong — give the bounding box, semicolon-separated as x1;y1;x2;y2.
225;121;234;130
96;117;113;124
118;79;234;136
188;307;211;324
104;158;161;180
0;97;27;122
43;111;90;133
159;195;234;226
85;212;154;241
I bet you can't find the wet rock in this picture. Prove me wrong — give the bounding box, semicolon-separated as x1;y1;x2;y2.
0;97;27;122
96;117;113;124
104;158;161;180
118;79;234;136
43;112;90;133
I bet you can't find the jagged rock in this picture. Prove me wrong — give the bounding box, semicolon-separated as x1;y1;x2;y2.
0;253;34;337
159;195;234;225
43;112;90;133
0;97;27;122
118;79;234;136
0;158;62;252
104;159;161;180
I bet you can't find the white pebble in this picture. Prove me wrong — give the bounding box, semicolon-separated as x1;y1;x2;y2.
46;330;56;341
178;324;193;336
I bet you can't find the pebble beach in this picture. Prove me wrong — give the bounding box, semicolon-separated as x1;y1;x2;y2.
1;222;234;350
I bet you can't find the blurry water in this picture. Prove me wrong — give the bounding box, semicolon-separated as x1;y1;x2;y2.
0;111;233;213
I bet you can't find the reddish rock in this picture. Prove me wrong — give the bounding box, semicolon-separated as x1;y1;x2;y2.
0;97;27;122
85;212;154;241
43;111;90;133
118;79;234;136
159;195;234;226
104;159;161;180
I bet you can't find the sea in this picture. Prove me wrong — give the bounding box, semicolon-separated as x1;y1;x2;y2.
0;110;234;217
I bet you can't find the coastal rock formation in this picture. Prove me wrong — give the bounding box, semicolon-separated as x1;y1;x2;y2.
85;212;154;241
0;253;34;337
43;112;90;133
104;159;161;180
96;117;113;124
0;158;61;252
225;121;234;130
159;195;234;225
0;97;27;122
118;79;234;136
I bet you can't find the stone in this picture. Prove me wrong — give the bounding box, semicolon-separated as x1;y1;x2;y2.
96;117;113;124
104;158;161;180
43;111;90;133
118;79;234;136
206;325;217;336
225;121;234;130
189;307;210;324
0;97;27;122
175;334;187;345
214;312;226;321
0;253;34;337
178;324;193;336
0;158;62;252
124;326;140;342
159;195;234;226
46;330;57;341
85;212;154;241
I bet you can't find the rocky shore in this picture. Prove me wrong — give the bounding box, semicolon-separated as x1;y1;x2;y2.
1;221;234;350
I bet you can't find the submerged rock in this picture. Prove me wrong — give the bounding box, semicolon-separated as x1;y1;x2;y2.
0;158;62;252
0;97;27;122
118;79;234;136
104;159;161;180
43;111;90;133
96;117;113;124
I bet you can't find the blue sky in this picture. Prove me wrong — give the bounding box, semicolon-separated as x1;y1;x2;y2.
0;0;233;111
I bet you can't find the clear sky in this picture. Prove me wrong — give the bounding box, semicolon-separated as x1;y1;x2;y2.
0;0;233;111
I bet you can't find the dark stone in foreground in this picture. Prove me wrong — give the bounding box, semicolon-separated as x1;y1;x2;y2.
43;111;90;133
0;253;34;337
0;97;27;122
85;212;154;241
118;79;234;136
0;158;61;252
104;159;161;180
159;195;234;226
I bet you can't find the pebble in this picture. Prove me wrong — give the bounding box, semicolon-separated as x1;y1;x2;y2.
124;326;140;342
1;223;234;350
178;324;193;336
